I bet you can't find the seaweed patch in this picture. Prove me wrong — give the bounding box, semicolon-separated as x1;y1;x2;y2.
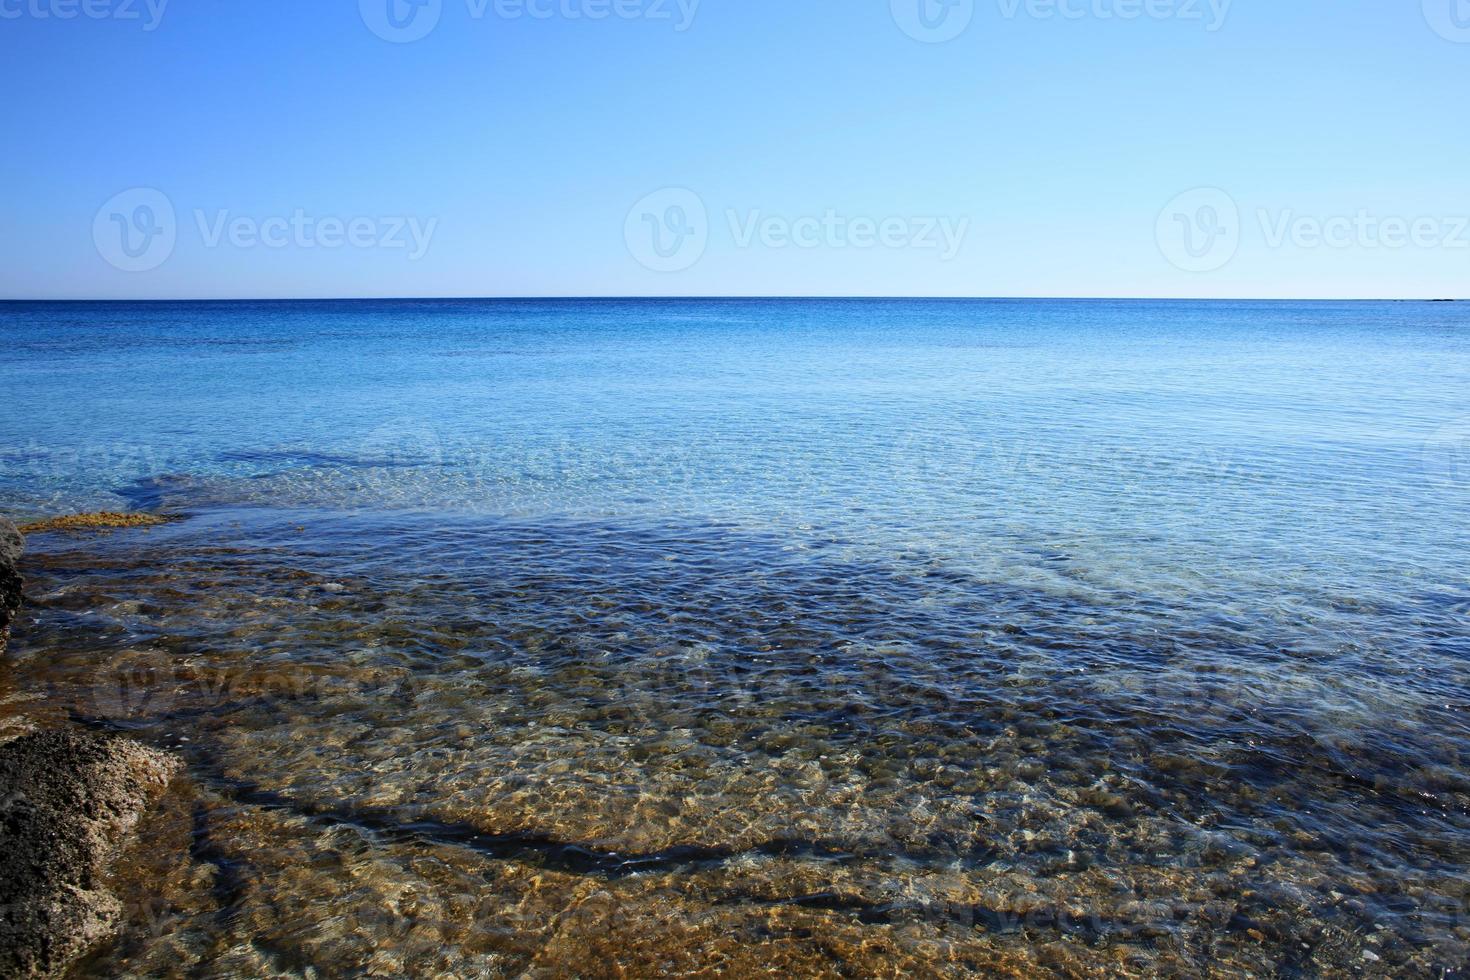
19;512;175;534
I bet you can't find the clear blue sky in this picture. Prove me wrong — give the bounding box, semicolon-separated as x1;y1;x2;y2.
2;0;1467;299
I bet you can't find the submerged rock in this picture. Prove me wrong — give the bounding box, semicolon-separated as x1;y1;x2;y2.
0;516;21;656
0;730;182;979
17;512;170;534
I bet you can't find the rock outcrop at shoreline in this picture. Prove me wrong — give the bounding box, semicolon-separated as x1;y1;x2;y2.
0;731;182;979
0;516;22;656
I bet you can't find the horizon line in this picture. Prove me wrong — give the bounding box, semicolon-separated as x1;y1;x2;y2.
0;295;1462;304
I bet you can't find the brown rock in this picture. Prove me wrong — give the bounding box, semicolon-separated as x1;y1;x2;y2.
0;730;182;979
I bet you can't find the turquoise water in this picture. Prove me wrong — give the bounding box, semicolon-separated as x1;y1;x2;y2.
2;299;1469;975
5;300;1469;640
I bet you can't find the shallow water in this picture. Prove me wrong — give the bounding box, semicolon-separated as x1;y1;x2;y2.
1;299;1469;975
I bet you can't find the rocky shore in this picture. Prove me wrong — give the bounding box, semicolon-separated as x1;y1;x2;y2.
0;516;22;656
0;732;182;979
0;517;184;979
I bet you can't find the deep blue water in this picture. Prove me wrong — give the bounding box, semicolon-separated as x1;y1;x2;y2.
2;299;1469;974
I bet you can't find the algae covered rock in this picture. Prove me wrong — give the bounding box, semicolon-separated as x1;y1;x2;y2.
0;730;182;979
17;512;170;534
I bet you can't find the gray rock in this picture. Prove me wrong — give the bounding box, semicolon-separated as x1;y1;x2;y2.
0;517;21;566
0;517;20;656
0;730;181;979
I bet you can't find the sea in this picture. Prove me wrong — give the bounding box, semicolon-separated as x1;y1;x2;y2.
1;298;1467;976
